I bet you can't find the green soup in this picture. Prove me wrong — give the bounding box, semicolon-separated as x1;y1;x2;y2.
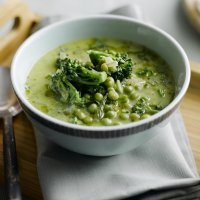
26;38;175;126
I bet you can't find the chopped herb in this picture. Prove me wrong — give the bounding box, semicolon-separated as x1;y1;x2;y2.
136;68;153;77
157;88;166;97
132;97;160;115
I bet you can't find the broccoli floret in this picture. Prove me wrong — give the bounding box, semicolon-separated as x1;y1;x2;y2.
49;70;82;105
87;50;113;66
56;52;107;85
75;84;106;97
87;50;134;81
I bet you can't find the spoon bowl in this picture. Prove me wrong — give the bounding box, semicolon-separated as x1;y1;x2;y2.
0;67;21;115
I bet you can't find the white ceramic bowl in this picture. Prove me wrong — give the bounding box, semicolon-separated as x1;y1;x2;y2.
11;15;190;156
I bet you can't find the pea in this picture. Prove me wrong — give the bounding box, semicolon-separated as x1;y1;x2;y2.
101;118;112;126
95;93;103;101
83;116;93;124
130;113;140;121
75;110;86;120
124;86;133;94
104;104;112;111
116;80;123;94
106;111;117;118
107;87;115;92
119;113;129;120
119;94;129;103
105;77;115;87
108;90;119;100
101;63;108;72
141;114;151;119
88;103;98;113
123;103;132;109
134;85;139;90
107;77;114;82
130;92;138;100
107;81;114;87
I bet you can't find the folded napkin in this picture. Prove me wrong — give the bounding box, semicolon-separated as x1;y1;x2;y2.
35;111;200;200
33;4;200;200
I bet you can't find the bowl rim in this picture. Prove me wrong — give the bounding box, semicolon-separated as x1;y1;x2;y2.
11;14;190;134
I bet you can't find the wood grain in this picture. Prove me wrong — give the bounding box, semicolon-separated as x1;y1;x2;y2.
0;114;43;200
0;0;40;66
181;84;200;174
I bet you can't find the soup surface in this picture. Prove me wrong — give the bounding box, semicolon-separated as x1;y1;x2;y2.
26;38;175;126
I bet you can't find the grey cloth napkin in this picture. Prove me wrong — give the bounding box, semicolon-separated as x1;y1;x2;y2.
33;4;200;200
35;111;200;200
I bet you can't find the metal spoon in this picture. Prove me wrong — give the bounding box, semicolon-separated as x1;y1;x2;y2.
0;66;22;200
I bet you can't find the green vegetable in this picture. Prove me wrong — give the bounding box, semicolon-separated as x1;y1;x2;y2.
108;90;119;101
130;92;138;100
124;86;133;94
123;103;131;109
119;94;129;103
88;50;134;81
77;112;86;120
130;113;140;121
104;104;112;111
101;63;108;72
105;77;115;87
132;97;160;115
136;68;153;77
157;88;166;97
83;116;93;124
95;93;104;101
88;103;98;113
101;118;112;125
88;50;113;66
49;70;82;105
56;51;107;86
115;80;123;93
106;111;117;118
50;51;109;105
141;114;151;119
119;113;129;120
79;84;106;97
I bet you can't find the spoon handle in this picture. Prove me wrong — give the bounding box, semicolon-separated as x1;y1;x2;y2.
3;114;22;200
